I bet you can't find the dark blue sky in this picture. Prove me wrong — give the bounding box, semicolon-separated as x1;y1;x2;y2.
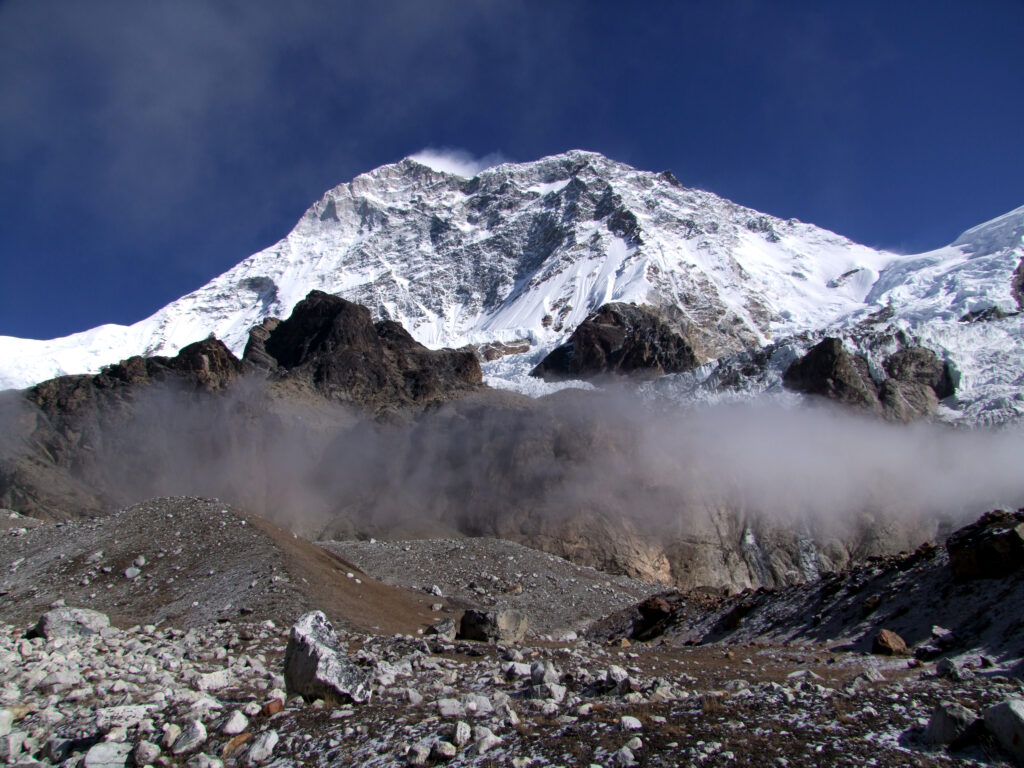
2;1;1022;340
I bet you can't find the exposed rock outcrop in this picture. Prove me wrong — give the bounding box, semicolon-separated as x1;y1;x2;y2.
531;303;700;381
946;508;1024;580
782;337;880;412
246;290;482;411
783;337;952;421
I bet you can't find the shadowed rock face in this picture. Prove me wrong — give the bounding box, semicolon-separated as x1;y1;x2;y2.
245;290;483;411
946;509;1024;581
531;303;700;381
783;337;953;422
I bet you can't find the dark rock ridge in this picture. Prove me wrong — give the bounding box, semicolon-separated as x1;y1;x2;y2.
531;302;700;381
782;337;953;421
243;290;482;411
946;509;1024;581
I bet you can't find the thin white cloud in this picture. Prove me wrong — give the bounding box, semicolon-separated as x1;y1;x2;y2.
409;148;509;177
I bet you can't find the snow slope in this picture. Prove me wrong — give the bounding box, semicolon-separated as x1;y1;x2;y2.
1;152;1021;423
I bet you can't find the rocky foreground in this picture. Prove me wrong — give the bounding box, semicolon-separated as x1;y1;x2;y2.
1;501;1024;766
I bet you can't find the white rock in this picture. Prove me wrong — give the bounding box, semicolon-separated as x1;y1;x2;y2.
171;719;207;755
84;741;133;768
245;730;278;766
221;710;249;736
133;741;161;766
30;608;110;639
453;720;471;747
620;715;643;731
437;698;464;718
283;612;370;704
0;709;13;737
95;705;153;732
195;670;232;692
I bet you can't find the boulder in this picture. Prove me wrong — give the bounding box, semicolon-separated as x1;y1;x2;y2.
531;303;700;381
171;720;207;755
458;609;528;644
946;509;1024;580
871;628;908;656
984;699;1024;762
244;730;278;766
427;617;457;642
283;611;371;704
28;608;110;639
83;741;133;768
925;701;976;745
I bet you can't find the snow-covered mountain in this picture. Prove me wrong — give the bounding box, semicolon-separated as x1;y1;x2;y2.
2;150;1022;423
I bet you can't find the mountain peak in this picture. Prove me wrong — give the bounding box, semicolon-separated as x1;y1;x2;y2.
1;152;1022;424
951;203;1024;256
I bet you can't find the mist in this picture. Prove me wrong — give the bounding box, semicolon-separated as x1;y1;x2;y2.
4;381;1024;583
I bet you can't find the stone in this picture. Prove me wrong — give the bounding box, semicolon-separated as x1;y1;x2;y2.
124;567;141;580
984;699;1024;761
503;662;532;679
29;608;110;639
437;699;464;718
404;688;423;706
947;509;1024;580
935;658;964;681
530;661;559;685
93;705;151;734
614;746;637;766
458;609;528;644
221;733;251;759
925;701;976;746
244;730;278;766
195;670;232;692
407;742;431;767
453;721;471;748
84;741;132;768
82;741;132;768
283;611;371;704
431;741;457;760
161;724;181;749
171;719;207;755
532;682;567;703
872;629;908;656
472;726;501;755
0;710;11;738
427;617;457;642
186;754;223;768
620;715;643;731
0;732;25;762
221;711;248;736
133;741;161;765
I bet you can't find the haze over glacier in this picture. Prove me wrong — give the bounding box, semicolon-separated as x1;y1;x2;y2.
1;150;1021;424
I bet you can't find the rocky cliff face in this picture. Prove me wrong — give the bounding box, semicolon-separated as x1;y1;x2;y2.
531;303;700;381
782;337;954;422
